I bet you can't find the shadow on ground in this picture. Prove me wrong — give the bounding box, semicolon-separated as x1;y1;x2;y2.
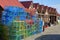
35;34;60;40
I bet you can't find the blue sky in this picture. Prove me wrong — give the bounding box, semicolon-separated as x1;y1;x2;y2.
19;0;60;13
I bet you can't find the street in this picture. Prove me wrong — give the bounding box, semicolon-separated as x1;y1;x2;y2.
24;24;60;40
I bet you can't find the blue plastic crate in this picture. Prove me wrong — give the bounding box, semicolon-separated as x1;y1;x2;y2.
38;28;43;32
20;16;26;20
4;6;25;12
2;11;7;16
2;6;27;26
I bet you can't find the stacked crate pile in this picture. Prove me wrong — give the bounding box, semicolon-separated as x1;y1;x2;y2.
1;6;44;40
1;6;27;40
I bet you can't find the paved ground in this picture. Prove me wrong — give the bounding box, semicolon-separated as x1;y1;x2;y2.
24;24;60;40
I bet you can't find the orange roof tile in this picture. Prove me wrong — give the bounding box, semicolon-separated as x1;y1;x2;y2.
0;0;24;8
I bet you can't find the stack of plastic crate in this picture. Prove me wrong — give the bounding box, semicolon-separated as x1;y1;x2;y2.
31;23;37;35
2;6;27;26
38;18;43;33
25;13;34;36
26;24;32;36
1;6;27;40
26;13;31;19
19;21;27;38
31;15;38;34
9;20;25;40
35;18;40;33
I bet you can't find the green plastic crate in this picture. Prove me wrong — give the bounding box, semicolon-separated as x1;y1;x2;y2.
9;35;24;40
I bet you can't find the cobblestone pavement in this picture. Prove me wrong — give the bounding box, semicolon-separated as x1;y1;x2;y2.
24;24;60;40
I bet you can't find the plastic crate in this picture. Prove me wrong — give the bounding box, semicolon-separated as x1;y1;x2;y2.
32;32;36;35
9;34;24;40
20;16;26;20
9;36;19;40
9;31;22;36
2;6;27;26
4;6;25;12
18;35;24;40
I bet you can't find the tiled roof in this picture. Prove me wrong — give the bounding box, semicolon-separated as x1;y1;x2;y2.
48;7;52;12
0;0;24;8
33;3;39;9
54;8;56;13
44;6;48;10
51;8;55;13
39;5;44;10
48;7;57;14
21;1;32;8
54;8;56;11
53;8;56;13
56;13;60;16
39;5;44;12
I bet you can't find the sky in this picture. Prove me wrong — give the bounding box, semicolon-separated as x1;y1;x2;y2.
19;0;60;14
